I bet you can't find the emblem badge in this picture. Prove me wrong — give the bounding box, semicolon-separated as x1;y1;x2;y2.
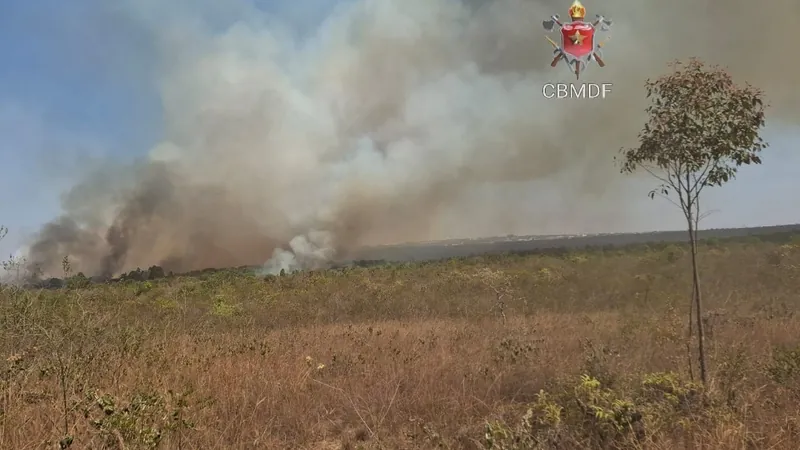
542;1;613;79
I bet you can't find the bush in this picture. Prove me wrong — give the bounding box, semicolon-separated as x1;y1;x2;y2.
483;372;708;449
66;273;91;289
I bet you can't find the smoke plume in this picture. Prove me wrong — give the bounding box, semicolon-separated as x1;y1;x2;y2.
25;0;798;276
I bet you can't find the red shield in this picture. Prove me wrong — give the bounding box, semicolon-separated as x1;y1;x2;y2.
560;22;594;59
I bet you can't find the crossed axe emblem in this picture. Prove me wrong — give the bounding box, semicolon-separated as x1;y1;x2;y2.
542;14;612;72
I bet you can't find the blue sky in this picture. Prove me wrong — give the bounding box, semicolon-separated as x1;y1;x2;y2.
0;0;163;249
0;0;797;257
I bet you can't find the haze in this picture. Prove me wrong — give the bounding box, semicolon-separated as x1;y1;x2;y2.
0;0;797;276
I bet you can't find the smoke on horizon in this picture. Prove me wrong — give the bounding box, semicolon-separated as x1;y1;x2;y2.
24;0;799;276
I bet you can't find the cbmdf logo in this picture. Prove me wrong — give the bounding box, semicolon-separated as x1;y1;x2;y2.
542;1;613;80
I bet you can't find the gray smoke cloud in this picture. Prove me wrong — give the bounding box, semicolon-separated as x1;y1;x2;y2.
25;0;798;276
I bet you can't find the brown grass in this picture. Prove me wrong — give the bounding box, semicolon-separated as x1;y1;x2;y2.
2;236;800;449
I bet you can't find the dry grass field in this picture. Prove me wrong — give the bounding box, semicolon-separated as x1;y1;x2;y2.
2;234;800;449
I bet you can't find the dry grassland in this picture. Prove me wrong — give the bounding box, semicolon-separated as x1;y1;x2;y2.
2;235;800;449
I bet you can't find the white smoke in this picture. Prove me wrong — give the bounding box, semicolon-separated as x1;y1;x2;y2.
262;231;335;274
23;0;799;276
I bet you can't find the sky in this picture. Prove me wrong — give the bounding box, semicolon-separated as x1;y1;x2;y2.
0;0;798;259
0;0;163;253
0;0;341;255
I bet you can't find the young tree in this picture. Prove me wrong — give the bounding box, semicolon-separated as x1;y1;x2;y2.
617;58;768;385
2;254;28;283
0;227;36;284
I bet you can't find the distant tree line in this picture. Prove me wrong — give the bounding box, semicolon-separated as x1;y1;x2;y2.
2;227;798;291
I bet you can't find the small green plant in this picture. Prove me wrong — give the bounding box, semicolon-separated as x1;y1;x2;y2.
640;371;703;415
86;389;196;449
580;339;617;387
766;345;800;388
716;346;748;408
155;297;179;309
482;371;716;449
211;297;241;317
66;272;92;289
483;376;644;449
572;375;643;446
134;281;153;296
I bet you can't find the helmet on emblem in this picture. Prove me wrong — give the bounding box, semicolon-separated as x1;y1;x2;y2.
568;0;586;21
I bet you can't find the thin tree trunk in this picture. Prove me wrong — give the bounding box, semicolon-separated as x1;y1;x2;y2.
686;282;695;381
687;215;707;385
